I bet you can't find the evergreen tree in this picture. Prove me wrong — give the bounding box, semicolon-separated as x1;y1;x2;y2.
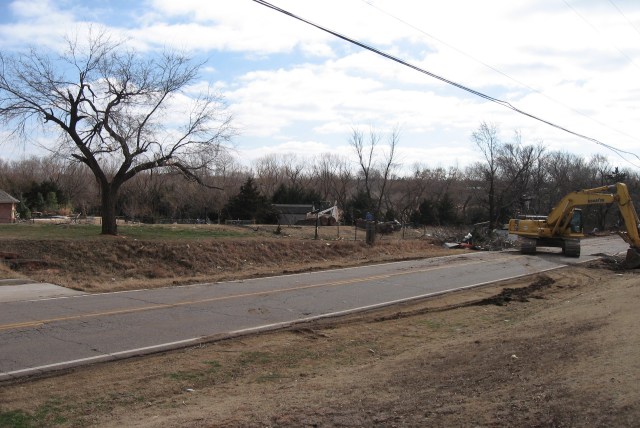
345;189;375;223
384;208;397;222
271;183;321;204
416;198;437;225
223;177;277;223
24;180;67;214
16;199;31;220
34;193;46;213
45;191;59;212
437;193;458;225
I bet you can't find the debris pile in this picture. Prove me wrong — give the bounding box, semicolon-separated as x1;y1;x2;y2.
443;224;516;251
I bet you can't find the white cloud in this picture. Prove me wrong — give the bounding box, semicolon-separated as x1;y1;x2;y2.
1;0;640;169
0;0;73;49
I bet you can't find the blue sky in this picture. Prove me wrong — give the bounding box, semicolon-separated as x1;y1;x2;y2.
2;0;640;171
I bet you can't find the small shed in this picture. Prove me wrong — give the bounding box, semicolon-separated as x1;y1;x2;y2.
0;190;19;223
272;204;313;226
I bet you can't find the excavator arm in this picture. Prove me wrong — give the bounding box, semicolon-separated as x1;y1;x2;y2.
609;183;640;249
545;186;615;232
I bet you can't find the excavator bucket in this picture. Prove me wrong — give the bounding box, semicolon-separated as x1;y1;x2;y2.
624;248;640;269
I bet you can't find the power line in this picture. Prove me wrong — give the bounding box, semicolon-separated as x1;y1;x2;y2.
607;0;640;41
360;0;640;151
251;0;640;167
562;0;640;72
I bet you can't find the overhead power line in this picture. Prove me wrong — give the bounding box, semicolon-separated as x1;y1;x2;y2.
607;0;640;41
562;0;640;72
251;0;640;167
360;0;640;151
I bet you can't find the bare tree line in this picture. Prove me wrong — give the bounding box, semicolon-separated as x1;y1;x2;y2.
2;121;638;231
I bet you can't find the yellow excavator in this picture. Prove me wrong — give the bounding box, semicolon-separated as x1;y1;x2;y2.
507;182;640;268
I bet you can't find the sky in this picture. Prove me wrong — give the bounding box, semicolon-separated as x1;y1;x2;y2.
1;0;640;172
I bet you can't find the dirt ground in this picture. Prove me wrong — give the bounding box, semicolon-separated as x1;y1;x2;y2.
1;258;639;426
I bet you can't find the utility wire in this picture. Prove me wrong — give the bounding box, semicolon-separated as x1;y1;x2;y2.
607;0;640;41
563;0;640;72
360;0;640;150
251;0;640;167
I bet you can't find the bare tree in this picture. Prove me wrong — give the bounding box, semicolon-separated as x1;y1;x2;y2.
496;131;546;218
587;154;616;230
54;158;97;216
311;153;339;201
527;144;549;215
374;127;399;217
0;29;234;234
392;163;431;230
349;126;399;218
253;154;284;199
350;127;378;205
472;122;501;226
281;154;307;189
544;151;590;210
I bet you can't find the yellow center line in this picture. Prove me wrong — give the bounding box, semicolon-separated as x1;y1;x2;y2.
0;254;519;331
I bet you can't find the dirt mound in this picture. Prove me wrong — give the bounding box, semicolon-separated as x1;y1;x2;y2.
476;275;555;306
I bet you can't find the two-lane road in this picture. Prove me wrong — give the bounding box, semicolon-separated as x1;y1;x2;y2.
0;236;628;380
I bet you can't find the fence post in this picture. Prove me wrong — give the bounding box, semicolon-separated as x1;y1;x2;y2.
365;221;376;245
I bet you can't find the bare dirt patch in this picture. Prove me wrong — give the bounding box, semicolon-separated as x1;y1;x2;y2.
1;260;639;427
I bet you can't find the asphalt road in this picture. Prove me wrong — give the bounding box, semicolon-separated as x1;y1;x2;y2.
0;236;628;380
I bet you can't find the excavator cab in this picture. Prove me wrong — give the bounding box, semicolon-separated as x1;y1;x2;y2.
569;209;583;234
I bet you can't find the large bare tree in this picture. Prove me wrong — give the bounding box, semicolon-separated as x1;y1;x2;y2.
0;29;234;234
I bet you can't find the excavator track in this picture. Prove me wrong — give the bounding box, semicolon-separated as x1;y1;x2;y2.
519;237;537;254
562;239;581;257
624;248;640;269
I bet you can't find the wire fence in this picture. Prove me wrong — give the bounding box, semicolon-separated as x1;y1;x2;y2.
254;224;474;243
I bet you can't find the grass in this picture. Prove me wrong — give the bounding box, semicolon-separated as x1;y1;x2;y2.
238;351;273;366
204;360;222;371
255;372;286;383
169;371;205;381
0;400;67;428
0;223;253;241
416;319;444;330
0;410;33;428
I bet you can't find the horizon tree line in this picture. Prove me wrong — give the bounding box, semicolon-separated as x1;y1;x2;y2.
1;122;638;233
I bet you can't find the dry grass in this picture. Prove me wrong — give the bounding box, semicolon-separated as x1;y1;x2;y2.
0;224;456;292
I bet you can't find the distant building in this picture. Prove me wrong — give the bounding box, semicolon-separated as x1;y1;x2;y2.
272;204;313;225
0;190;19;223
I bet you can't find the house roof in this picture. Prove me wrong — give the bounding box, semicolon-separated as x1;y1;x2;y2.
272;204;313;215
0;190;19;204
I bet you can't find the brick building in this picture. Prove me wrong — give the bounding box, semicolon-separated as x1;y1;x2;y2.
0;190;19;223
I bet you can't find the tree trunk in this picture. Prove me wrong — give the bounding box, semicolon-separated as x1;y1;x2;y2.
488;179;495;227
100;183;119;235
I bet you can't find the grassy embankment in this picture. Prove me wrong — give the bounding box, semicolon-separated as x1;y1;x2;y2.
0;223;453;292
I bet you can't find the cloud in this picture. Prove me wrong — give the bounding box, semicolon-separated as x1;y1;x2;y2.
0;0;74;49
1;0;640;169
